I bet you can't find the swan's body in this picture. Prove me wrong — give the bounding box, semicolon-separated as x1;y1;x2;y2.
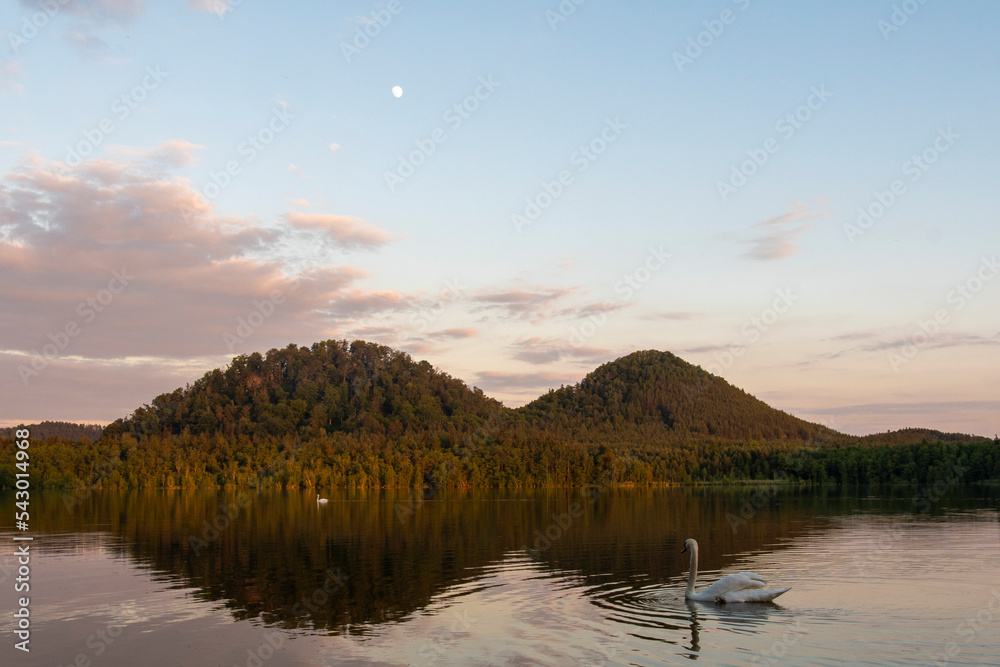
316;493;328;504
682;538;789;603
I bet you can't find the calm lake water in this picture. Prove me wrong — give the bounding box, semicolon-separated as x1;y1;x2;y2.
1;485;998;666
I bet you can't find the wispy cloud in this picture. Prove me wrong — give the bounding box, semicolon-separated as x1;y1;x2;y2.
509;336;613;365
640;311;700;321
329;290;412;318
426;328;477;340
743;201;829;261
110;140;204;167
285;212;392;250
65;31;120;62
799;400;1000;417
469;286;577;321
286;163;310;180
823;331;1000;359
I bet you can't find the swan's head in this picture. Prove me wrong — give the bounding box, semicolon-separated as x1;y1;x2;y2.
682;538;697;553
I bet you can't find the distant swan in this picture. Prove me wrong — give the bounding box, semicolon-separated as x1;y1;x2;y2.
316;493;328;504
682;538;790;603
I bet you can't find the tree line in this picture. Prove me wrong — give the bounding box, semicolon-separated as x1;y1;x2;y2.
1;340;996;489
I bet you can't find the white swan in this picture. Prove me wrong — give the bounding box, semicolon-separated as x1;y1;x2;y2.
682;538;790;603
316;493;328;504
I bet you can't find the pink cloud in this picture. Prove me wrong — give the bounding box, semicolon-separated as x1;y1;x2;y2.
286;212;392;249
0;157;399;364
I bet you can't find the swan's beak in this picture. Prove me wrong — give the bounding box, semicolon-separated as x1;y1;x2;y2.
681;545;688;553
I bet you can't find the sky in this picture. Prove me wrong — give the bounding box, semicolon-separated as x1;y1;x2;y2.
1;0;998;437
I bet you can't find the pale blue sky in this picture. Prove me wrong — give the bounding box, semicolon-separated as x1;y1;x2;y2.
1;0;998;435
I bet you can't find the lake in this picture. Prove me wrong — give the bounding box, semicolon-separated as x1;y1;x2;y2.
1;484;998;666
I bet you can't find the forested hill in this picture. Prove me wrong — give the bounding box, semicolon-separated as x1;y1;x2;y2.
103;340;505;442
105;343;836;445
520;350;834;441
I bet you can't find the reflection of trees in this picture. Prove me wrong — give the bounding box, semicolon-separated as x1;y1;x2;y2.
9;486;995;633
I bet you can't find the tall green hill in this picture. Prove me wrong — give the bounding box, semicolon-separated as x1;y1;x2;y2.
104;340;505;442
520;350;833;442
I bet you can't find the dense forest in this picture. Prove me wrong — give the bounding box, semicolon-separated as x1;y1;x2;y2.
0;421;103;441
1;340;996;490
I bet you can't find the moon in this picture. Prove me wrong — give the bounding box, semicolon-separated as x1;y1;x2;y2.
391;86;403;98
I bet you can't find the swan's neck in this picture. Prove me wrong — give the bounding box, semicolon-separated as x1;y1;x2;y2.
685;543;698;598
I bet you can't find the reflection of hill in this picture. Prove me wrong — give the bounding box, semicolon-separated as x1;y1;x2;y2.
11;487;996;633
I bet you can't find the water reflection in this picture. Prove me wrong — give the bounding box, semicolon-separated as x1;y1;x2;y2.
685;602;701;657
2;486;995;636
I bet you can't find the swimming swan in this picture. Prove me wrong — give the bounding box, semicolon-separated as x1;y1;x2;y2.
682;538;790;603
316;493;328;504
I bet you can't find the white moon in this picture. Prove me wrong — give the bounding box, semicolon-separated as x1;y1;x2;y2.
392;86;403;98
